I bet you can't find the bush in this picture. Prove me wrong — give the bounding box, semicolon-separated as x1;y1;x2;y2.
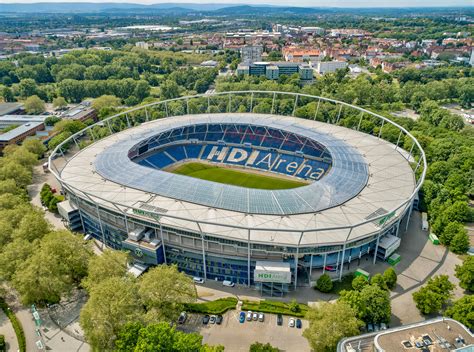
352;276;368;291
450;231;470;254
184;297;237;315
241;300;308;318
371;273;388;291
0;335;5;352
249;342;279;352
0;298;26;352
383;268;397;290
316;274;333;293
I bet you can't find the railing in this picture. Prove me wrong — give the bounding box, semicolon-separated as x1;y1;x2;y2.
48;91;427;240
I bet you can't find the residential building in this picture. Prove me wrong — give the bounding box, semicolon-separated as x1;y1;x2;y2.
283;47;323;62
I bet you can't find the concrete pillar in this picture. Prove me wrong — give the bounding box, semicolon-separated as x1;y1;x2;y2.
247;229;251;287
339;242;346;281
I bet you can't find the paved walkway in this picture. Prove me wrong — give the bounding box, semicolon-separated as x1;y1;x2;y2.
0;309;18;352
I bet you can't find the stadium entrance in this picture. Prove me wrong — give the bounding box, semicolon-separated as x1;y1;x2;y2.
254;261;292;297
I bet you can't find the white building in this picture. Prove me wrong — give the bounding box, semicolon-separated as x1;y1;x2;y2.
240;46;263;64
315;61;348;74
135;42;149;50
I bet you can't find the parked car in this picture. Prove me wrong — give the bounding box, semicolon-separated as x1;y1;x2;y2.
258;313;264;322
209;315;217;324
367;323;374;332
468;247;474;256
380;323;388;330
239;312;245;323
374;323;380;332
202;315;210;324
324;265;337;272
277;314;283;326
178;312;187;324
296;319;302;329
216;315;223;325
288;318;295;328
222;280;235;287
246;311;252;321
252;312;258;321
193;277;205;284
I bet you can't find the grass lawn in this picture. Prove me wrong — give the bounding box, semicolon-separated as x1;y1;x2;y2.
170;162;306;190
241;300;309;318
184;297;238;315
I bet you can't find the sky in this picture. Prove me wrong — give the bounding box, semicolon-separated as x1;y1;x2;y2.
0;0;472;7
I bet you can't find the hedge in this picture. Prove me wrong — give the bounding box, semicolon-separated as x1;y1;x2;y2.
0;298;26;352
184;297;238;315
241;299;308;318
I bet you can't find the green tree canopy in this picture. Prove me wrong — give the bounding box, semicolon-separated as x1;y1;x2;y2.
24;95;45;114
455;256;474;292
82;249;130;292
445;295;474;330
80;276;144;350
138;265;197;323
316;274;333;293
12;231;92;304
412;275;455;315
303;301;363;352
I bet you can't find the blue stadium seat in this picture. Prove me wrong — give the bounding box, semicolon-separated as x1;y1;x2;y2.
165;145;187;162
184;144;202;159
142;153;174;169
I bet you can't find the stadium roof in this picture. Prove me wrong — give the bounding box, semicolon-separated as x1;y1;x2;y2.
59;113;416;246
94;114;368;216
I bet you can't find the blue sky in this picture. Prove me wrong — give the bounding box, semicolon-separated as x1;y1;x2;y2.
0;0;472;7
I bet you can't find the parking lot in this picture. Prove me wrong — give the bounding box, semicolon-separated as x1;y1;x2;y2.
179;311;310;351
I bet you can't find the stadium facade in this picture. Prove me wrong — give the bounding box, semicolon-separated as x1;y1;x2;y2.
51;91;426;296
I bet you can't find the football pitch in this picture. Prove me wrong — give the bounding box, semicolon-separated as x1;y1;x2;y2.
170;162;307;190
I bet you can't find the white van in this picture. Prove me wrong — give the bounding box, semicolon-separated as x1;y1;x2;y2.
193;277;205;284
421;212;429;231
222;280;235;287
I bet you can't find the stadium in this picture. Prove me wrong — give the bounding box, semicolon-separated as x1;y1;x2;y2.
50;91;426;296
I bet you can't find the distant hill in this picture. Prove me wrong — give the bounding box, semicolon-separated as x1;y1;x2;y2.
0;2;251;13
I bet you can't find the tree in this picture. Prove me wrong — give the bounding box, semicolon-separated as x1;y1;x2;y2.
92;95;121;112
134;322;203;352
303;302;363;352
316;274;333;293
82;250;130;291
352;275;369;291
115;321;143;352
383;268;397;290
12;231;92;304
370;274;388;291
439;222;465;246
80;277;144;350
24;95;45;114
339;284;391;323
360;285;391;323
138;265;197;322
445;295;474;330
52;96;67;110
450;230;470;254
412;275;455;315
455;256;474;292
0;161;32;188
12;209;50;242
22;138;46;157
160;80;180;100
249;342;279;352
0;239;36;281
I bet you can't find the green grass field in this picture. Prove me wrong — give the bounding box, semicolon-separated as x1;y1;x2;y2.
170;162;306;190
